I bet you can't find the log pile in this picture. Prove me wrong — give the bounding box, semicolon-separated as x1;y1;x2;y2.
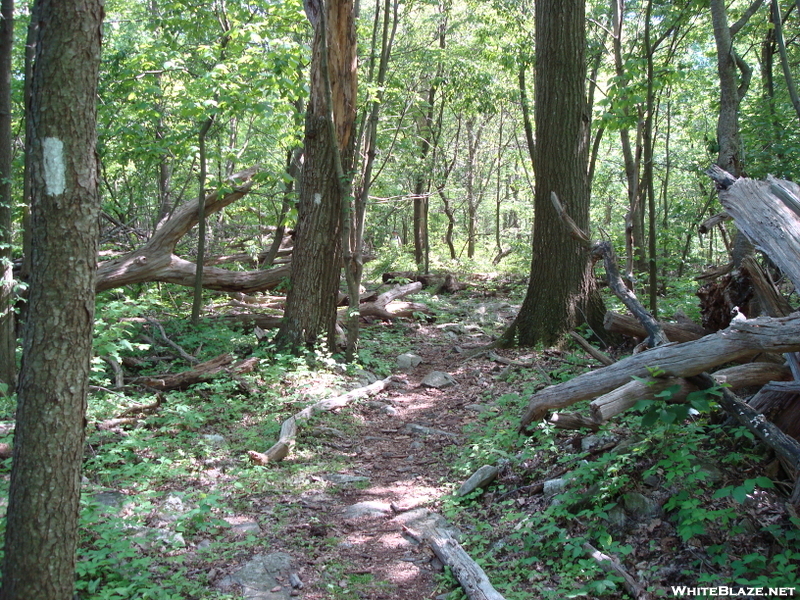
524;170;800;502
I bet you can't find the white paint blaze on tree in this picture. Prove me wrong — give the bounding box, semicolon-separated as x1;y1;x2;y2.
0;1;104;598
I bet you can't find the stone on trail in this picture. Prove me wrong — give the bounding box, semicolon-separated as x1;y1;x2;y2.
218;552;294;600
343;500;393;520
397;352;423;370
421;371;457;389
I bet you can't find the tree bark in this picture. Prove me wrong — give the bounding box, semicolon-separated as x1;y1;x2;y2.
0;0;14;393
276;0;357;353
710;0;764;176
502;0;599;348
0;1;103;598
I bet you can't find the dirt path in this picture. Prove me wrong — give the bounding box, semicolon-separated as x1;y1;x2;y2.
280;324;506;600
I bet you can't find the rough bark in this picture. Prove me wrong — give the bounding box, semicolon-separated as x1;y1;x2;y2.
276;0;357;353
520;313;800;429
0;1;103;598
503;0;598;348
0;0;13;393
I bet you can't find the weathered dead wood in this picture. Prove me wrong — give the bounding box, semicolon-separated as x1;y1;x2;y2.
248;376;395;464
129;353;235;391
688;374;800;494
603;311;705;344
569;331;613;365
698;210;731;234
96;167;292;294
357;281;424;321
403;518;506;600
520;313;800;429
583;543;651;600
590;242;667;347
590;362;791;425
748;381;800;442
548;411;601;431
708;166;800;294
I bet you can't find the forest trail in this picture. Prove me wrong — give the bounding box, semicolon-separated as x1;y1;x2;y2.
226;310;521;600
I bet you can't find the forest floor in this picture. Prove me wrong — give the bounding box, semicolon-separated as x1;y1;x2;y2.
3;279;798;599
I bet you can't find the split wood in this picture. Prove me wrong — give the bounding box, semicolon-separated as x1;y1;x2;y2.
248;376;396;464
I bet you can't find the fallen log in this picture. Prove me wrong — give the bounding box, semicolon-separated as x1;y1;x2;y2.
588;362;791;425
402;513;506;600
603;311;705;344
128;353;259;391
96;167;292;294
520;313;800;429
248;376;395;464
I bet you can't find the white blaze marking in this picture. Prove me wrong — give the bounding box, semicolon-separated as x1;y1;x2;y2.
314;193;321;205
43;137;66;196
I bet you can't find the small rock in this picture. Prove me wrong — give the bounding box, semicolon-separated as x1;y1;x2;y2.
457;465;499;497
404;423;457;438
543;478;568;498
322;473;371;485
383;405;400;416
202;434;227;446
397;353;423;370
622;492;661;519
421;371;457;389
605;505;628;531
343;501;392;520
465;403;490;413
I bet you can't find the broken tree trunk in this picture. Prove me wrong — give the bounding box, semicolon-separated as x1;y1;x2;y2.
248;376;395;464
127;353;261;391
520;313;800;429
96;167;291;293
708;166;800;294
357;281;424;321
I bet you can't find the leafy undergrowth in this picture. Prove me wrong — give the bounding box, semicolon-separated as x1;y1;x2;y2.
0;279;799;599
441;370;800;599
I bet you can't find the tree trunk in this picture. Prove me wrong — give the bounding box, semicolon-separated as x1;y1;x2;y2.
276;0;357;353
710;0;764;176
503;0;598;347
0;0;14;393
0;1;103;598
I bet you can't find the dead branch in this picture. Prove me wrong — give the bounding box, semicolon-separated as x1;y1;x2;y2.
568;331;613;365
603;311;705;344
583;543;651;600
248;376;395;464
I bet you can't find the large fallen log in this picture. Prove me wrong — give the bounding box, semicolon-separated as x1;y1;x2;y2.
96;167;291;294
520;313;800;429
588;362;791;425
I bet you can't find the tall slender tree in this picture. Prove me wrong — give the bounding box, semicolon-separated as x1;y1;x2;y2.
501;0;602;347
0;0;104;598
0;0;13;393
